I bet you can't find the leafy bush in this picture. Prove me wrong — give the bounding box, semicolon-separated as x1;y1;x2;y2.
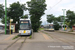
12;35;19;40
54;22;61;30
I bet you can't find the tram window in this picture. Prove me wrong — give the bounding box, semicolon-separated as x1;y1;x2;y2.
49;26;54;28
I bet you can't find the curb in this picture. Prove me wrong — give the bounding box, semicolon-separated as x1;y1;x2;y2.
56;31;75;34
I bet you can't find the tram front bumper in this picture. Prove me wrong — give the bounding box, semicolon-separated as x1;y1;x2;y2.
19;33;31;35
19;30;31;35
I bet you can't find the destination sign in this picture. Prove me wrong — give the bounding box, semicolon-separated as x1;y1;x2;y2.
21;21;28;23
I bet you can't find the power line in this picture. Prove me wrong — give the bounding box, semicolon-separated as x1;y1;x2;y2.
50;0;62;10
45;0;62;15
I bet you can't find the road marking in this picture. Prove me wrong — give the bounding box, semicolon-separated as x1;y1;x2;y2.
39;32;50;40
4;35;15;41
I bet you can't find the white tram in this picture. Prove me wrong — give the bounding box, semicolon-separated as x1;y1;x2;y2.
19;19;33;35
44;24;54;31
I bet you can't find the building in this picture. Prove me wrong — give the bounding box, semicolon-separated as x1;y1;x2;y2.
0;23;5;33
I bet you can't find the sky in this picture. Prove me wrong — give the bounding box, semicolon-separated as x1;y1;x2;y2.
0;0;75;25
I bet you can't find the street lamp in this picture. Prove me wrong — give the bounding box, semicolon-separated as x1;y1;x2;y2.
62;9;66;31
10;19;13;35
5;0;7;34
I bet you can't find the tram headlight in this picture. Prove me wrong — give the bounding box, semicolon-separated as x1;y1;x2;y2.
19;30;24;33
26;30;30;33
19;30;21;33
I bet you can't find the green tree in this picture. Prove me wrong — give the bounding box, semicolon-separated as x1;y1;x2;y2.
1;17;10;24
53;21;60;30
65;22;70;27
2;2;26;32
8;2;25;23
0;4;4;18
66;10;75;27
56;15;64;22
47;14;61;30
47;14;55;23
21;14;28;19
1;8;10;24
27;1;46;32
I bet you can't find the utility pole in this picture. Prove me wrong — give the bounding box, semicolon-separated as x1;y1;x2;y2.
5;0;7;34
62;9;66;31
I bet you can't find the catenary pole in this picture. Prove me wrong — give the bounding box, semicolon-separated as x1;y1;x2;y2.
5;0;7;34
62;9;66;31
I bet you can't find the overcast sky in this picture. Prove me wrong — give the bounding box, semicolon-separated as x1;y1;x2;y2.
0;0;75;25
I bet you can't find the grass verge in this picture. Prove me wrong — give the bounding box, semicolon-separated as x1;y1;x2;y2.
55;31;75;35
39;28;44;30
29;35;32;39
12;35;19;40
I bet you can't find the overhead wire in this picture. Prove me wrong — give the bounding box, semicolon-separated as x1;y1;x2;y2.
45;0;62;15
49;0;62;10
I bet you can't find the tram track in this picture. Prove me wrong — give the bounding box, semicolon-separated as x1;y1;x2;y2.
18;37;27;50
4;36;27;50
40;30;75;46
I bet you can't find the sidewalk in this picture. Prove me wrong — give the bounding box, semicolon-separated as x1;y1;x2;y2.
0;33;18;43
0;33;18;50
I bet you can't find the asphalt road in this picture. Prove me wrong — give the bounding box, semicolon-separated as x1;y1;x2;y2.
0;31;75;50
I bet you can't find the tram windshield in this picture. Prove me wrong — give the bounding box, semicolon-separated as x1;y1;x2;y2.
50;26;54;28
20;21;30;29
